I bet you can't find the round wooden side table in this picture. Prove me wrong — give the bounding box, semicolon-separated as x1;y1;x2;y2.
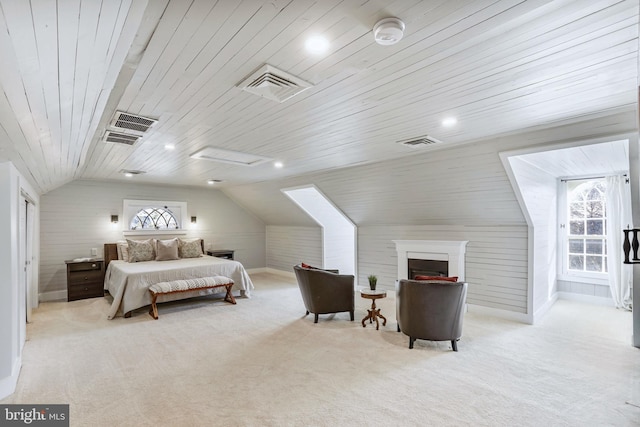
360;289;387;330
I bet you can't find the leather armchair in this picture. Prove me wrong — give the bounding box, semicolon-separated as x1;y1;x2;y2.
293;265;355;323
396;279;467;351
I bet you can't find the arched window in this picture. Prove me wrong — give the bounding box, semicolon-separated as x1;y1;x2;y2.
130;207;179;230
566;179;607;273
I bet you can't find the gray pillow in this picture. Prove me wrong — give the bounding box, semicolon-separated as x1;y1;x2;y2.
155;238;179;261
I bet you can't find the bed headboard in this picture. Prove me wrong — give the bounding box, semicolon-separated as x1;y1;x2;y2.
104;244;118;269
104;239;206;268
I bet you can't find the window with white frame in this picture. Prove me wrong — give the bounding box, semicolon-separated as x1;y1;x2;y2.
562;179;608;276
130;206;179;230
122;199;188;235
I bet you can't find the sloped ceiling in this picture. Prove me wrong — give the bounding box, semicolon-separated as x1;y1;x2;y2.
0;0;637;194
224;110;638;227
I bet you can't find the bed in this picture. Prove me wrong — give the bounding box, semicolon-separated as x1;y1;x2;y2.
103;242;254;319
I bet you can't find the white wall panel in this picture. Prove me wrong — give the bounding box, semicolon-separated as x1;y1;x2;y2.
39;180;266;296
507;156;558;316
266;226;322;272
0;162;40;400
358;225;528;313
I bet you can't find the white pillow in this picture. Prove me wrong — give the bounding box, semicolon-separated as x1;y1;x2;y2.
116;240;129;262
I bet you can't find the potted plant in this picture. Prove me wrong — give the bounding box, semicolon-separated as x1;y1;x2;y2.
367;274;378;290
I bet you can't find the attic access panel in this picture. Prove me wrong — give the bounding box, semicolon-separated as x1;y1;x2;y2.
190;146;273;166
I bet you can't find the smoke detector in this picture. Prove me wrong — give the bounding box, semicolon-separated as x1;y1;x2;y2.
373;18;405;45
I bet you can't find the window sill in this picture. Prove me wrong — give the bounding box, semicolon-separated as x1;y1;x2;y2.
557;273;608;286
122;230;187;237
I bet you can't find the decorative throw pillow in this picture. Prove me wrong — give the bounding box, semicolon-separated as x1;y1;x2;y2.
127;239;155;262
415;275;458;282
300;263;338;274
116;240;129;262
156;238;179;261
179;238;202;258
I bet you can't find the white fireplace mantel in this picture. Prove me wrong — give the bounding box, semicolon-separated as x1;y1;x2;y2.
393;240;468;281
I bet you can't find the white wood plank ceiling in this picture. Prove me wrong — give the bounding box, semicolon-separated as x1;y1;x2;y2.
0;0;637;194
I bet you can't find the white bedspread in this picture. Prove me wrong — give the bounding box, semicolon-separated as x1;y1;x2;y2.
105;255;253;319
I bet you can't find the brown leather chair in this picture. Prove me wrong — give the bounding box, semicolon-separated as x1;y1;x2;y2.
293;265;355;323
396;279;467;351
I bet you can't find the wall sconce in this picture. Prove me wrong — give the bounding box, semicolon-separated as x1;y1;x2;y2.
111;215;119;224
191;216;197;224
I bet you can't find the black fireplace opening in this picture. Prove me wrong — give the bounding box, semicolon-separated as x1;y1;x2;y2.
408;258;448;279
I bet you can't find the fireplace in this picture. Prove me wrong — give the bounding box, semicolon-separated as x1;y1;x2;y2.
393;240;468;281
408;258;448;279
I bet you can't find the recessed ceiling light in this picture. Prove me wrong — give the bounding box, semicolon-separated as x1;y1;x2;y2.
274;161;283;169
305;35;329;54
164;143;175;150
125;173;133;178
207;179;215;185
442;117;457;127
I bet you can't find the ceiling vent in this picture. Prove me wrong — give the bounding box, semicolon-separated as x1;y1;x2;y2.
236;64;312;103
397;135;442;147
190;146;272;167
110;111;157;134
102;131;141;146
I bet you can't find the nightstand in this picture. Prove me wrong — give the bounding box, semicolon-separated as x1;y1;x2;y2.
206;249;235;260
65;259;105;301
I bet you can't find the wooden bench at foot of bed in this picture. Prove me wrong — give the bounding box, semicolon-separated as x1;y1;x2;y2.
148;276;236;319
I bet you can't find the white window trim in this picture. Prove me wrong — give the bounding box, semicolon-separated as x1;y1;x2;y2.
557;179;609;285
122;199;188;236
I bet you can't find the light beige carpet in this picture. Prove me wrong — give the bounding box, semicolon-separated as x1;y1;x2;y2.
3;273;639;426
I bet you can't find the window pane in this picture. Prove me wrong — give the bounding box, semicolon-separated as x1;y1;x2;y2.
585;239;603;255
569;202;584;218
130;207;179;230
568;239;584;254
586;188;602;201
569;255;584;270
570;220;584;235
586;219;603;235
571;190;585;202
585;256;603;272
586;201;603;218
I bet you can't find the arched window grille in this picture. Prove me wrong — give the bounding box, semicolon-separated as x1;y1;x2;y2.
130;206;179;230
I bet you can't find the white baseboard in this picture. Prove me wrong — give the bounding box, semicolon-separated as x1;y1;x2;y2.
0;355;21;401
38;290;66;302
262;268;296;278
557;291;615;307
466;303;532;324
245;267;268;275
